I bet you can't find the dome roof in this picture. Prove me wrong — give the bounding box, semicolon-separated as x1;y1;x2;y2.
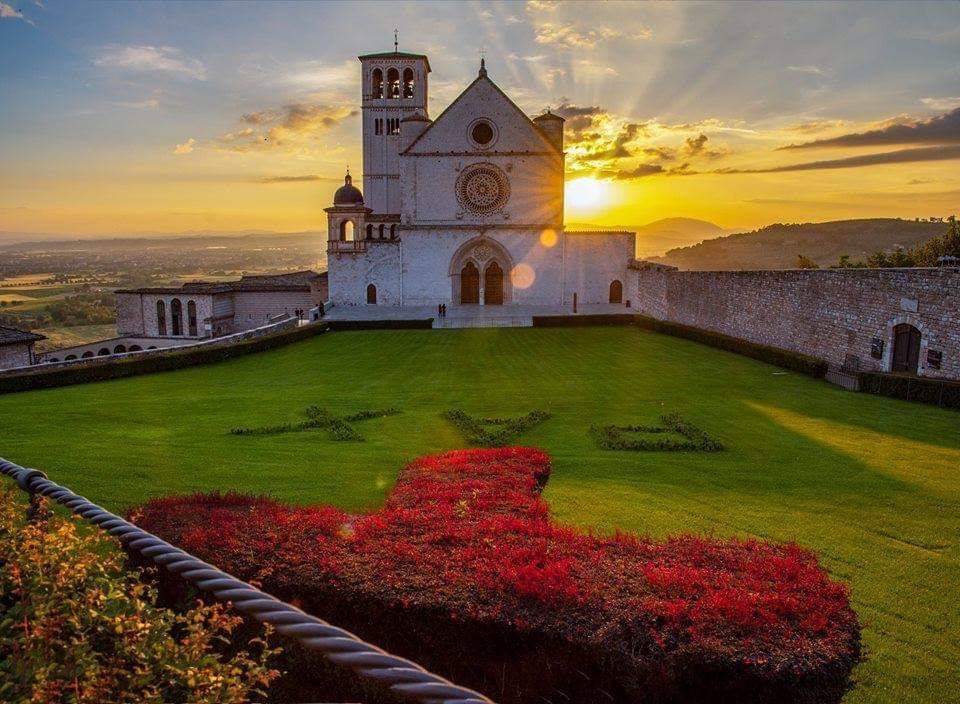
333;173;363;205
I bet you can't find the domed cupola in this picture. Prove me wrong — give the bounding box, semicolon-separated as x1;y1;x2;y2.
333;171;364;206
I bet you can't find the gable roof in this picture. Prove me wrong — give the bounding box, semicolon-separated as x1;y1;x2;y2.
358;51;431;73
0;325;46;347
401;72;560;155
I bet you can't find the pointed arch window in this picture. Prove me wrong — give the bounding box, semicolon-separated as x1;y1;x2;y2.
402;68;414;98
366;224;373;238
156;300;167;336
170;298;183;336
386;68;400;98
187;300;198;336
371;68;383;98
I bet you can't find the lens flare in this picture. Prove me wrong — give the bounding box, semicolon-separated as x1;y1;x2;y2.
511;263;536;289
539;228;558;247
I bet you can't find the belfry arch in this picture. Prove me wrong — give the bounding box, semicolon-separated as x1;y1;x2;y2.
448;236;513;305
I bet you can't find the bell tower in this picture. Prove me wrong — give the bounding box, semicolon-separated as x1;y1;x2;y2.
358;35;430;214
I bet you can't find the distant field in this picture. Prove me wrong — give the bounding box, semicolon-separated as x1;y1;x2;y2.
0;327;957;703
33;324;117;352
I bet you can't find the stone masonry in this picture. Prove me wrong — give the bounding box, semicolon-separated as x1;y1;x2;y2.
632;263;959;380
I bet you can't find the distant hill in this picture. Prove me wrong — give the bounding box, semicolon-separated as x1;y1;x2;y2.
653;218;948;270
569;217;726;257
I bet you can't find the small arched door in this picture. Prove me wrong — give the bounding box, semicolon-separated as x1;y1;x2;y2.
609;279;623;304
892;324;921;374
460;262;480;304
366;284;377;304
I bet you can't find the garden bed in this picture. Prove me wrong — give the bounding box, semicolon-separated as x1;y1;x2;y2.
133;448;861;704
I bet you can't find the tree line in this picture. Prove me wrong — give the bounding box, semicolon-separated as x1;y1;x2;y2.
797;218;960;269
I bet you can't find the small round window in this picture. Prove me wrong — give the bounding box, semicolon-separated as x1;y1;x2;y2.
471;120;494;146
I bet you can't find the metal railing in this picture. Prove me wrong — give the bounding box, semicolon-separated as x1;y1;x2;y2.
0;457;493;704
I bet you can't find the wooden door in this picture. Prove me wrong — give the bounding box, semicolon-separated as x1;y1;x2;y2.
484;262;503;305
892;324;921;373
609;280;623;303
460;262;479;304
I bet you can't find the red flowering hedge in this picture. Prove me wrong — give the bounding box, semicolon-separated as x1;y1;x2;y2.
132;448;861;703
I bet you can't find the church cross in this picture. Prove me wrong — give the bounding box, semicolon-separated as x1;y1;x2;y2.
394;28;399;52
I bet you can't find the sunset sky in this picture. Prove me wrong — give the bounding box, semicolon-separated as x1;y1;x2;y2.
1;0;958;235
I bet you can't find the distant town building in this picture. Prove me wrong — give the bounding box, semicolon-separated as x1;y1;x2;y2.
0;326;45;370
115;271;326;339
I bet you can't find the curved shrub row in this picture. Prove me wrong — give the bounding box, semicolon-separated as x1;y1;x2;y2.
133;448;861;703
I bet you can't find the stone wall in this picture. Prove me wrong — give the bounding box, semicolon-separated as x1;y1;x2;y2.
0;343;34;370
633;264;960;380
232;291;315;329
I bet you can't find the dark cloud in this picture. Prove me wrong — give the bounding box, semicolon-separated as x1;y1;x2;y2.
682;133;728;159
640;146;676;161
718;144;960;174
603;162;697;180
780;107;960;149
581;121;650;161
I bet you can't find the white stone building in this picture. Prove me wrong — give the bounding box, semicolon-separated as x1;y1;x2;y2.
326;50;636;310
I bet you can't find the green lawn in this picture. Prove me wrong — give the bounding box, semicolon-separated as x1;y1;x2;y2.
1;327;957;702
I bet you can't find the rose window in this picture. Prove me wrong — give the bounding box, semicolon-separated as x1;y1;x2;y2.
456;164;510;214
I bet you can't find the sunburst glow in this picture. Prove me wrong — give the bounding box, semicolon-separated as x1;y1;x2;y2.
565;178;612;213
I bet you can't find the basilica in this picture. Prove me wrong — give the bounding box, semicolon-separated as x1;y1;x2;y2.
325;48;636;309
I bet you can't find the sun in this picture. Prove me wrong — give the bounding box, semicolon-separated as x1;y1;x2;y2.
565;177;611;213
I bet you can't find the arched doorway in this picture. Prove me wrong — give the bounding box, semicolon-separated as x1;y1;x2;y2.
609;279;623;303
366;283;377;304
460;262;480;304
484;262;504;305
892;324;921;374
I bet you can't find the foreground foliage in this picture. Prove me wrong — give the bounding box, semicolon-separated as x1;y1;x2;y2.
0;488;279;703
135;448;861;703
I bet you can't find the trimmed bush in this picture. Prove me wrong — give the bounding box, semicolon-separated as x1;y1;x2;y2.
858;371;960;410
532;313;636;327
231;406;400;439
0;487;279;703
442;409;550;446
633;315;829;378
591;412;724;451
325;318;433;331
134;448;861;704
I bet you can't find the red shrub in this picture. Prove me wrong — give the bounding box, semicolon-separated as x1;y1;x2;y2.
133;449;861;703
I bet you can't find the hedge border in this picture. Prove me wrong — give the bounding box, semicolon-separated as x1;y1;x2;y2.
632;315;829;378
858;371;960;409
0;322;330;395
531;314;636;327
326;319;434;331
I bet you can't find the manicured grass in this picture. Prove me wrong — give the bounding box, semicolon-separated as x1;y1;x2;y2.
0;327;957;702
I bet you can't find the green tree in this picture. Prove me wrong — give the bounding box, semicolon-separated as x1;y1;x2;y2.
796;254;819;269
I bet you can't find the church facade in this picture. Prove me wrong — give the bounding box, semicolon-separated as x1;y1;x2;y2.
325;49;636;309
